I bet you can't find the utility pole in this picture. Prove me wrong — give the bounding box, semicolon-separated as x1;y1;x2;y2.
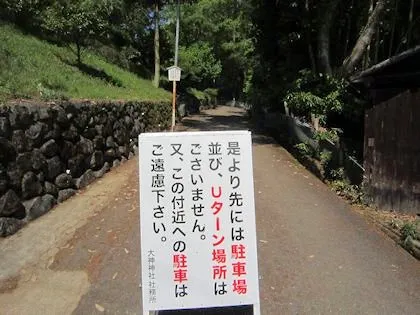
171;0;181;132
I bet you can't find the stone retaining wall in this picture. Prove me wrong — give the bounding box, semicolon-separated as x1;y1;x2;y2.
0;100;171;237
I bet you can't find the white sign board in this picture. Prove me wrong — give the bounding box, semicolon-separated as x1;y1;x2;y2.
139;131;260;314
168;66;181;82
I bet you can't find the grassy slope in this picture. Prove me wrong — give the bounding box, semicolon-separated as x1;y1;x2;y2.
0;24;170;102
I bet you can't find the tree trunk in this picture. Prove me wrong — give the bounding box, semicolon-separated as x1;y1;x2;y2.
311;113;320;131
343;0;353;61
407;0;414;48
342;0;387;75
308;44;317;73
388;0;398;57
317;0;341;75
153;0;160;88
374;25;380;64
305;0;317;72
363;0;375;70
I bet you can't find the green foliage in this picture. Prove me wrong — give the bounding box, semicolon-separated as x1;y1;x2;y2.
41;0;121;63
329;168;364;204
186;87;218;107
163;0;255;99
401;222;419;242
179;42;222;84
135;100;172;131
0;0;50;27
285;70;346;125
319;149;333;167
203;88;218;105
294;142;315;158
0;24;171;102
36;82;68;101
314;129;340;143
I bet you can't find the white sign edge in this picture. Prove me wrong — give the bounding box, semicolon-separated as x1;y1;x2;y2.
138;130;261;315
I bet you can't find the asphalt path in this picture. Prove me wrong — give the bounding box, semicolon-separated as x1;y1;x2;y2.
1;106;419;315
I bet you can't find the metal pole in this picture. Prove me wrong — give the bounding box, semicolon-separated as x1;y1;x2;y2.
174;0;180;67
171;0;181;132
171;80;176;132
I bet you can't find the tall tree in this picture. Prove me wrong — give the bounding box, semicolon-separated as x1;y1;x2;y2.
163;0;254;98
317;0;341;75
42;0;119;64
342;0;387;75
153;0;161;87
145;0;195;88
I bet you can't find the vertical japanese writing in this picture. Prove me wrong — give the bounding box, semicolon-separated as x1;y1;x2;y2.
141;132;259;313
148;250;156;303
208;141;228;296
149;144;166;304
151;144;167;243
228;141;247;295
190;144;206;240
170;144;189;299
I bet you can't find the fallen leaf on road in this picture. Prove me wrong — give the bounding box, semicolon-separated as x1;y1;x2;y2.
259;240;268;244
95;304;105;312
107;229;113;233
124;248;129;254
88;249;96;253
309;255;315;258
112;272;118;280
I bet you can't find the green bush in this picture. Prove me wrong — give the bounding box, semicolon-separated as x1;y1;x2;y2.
329;168;364;204
294;142;315;158
186;87;219;109
284;69;345;126
401;222;419;242
204;88;218;105
126;101;172;131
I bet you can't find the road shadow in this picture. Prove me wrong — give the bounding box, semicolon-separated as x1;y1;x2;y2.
181;112;248;131
55;54;124;87
180;108;280;147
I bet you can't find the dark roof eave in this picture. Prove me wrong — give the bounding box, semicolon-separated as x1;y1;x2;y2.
350;45;420;83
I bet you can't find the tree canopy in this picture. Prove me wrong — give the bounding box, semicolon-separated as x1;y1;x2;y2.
0;0;418;114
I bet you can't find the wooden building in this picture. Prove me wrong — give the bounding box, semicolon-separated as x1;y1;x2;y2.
351;46;420;215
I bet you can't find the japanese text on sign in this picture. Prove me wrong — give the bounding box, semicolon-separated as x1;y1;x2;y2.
139;131;260;315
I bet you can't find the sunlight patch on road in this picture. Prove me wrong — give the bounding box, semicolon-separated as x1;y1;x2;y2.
0;270;89;315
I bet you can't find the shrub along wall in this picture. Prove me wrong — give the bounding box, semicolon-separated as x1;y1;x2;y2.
0;100;171;237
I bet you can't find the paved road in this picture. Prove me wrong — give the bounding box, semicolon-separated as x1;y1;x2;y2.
1;106;419;314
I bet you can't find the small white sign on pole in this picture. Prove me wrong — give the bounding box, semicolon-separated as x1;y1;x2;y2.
168;66;181;82
139;131;260;314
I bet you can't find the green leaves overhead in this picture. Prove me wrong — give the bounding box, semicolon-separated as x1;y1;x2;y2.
179;42;221;83
41;0;121;63
285;70;345;125
163;0;255;97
